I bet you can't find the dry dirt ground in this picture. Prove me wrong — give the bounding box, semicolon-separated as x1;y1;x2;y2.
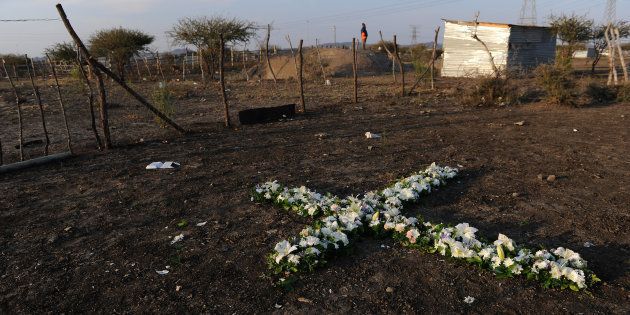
0;74;629;313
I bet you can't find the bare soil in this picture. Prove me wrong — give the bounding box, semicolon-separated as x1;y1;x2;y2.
0;74;629;313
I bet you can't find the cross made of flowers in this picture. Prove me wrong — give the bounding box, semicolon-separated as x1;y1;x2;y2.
252;163;599;291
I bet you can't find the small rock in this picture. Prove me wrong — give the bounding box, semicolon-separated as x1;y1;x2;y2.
274;304;282;309
176;285;182;292
315;132;329;140
464;296;475;304
64;227;72;232
297;297;313;304
511;192;520;197
537;174;544;181
546;175;557;182
583;242;594;248
573;129;578;132
368;146;373;151
514;121;525;126
386;287;394;293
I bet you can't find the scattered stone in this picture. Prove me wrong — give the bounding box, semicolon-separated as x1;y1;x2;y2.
156;270;169;275
64;227;72;232
573;129;578;132
365;132;381;139
514;121;525;126
176;285;182;292
537;174;544;181
511;192;520;197
170;233;184;245
297;297;313;304
274;304;282;309
315;132;329;140
583;242;594;248
546;175;557;182
196;221;207;227
368;146;373;151
386;287;394;293
464;296;475;304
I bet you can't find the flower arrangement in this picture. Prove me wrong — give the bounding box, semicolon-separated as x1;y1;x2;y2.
253;163;599;291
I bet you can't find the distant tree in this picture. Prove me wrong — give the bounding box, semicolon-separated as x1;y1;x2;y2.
88;27;154;81
0;53;24;65
45;42;77;63
548;14;594;68
590;21;630;74
168;16;256;80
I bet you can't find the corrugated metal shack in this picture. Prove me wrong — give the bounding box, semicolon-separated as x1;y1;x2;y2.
441;19;556;77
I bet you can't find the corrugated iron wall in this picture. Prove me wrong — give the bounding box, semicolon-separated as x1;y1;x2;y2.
442;21;510;77
507;26;556;71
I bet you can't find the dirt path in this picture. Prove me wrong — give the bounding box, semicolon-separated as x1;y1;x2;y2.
0;77;629;313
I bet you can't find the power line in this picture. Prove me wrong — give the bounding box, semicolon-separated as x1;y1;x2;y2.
0;18;60;22
519;0;537;25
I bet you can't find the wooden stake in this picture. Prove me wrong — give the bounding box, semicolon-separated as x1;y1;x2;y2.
56;4;186;134
379;31;397;82
134;57;142;81
242;46;249;81
286;35;299;78
76;51;102;150
25;54;51;156
2;59;24;161
182;48;187;81
265;24;277;84
156;51;166;81
613;28;628;83
143;57;153;80
430;27;440;90
315;38;327;83
46;54;73;154
12;64;19;82
219;34;231;127
297;39;305;112
352;38;358;103
393;35;405;97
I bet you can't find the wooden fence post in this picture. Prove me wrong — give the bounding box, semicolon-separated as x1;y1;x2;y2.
315;38;327;83
393;35;405;97
352;38;358;103
25;54;50;156
219;34;231;127
265;24;277;84
76;51;102;150
297;39;305;112
430;27;440;90
182;48;187;81
12;64;19;82
379;31;397;82
56;3;186;135
2;59;24;161
242;46;249;81
46;54;73;154
134;57;142;81
156;51;166;81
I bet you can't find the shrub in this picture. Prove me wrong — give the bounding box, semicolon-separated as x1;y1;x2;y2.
617;84;630;103
151;82;176;128
534;64;576;106
583;81;617;104
462;76;519;106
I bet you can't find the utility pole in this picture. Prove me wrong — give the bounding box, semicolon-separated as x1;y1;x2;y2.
410;25;418;46
332;25;337;46
605;0;617;24
519;0;537;26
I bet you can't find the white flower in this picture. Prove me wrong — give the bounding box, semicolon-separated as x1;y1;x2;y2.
491;256;502;268
450;241;475;258
384;222;395;230
287;254;301;264
494;234;515;251
299;236;321;247
565;268;586;288
549;263;563;279
305;247;321;256
399;188;417;201
503;257;514;267
274;240;298;263
406;229;420;243
454;223;478;245
478;247;495;260
305;204;318;216
511;264;523;275
394;223;407;232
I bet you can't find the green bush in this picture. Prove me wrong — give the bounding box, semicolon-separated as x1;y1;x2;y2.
462;76;519;106
584;81;617;104
534;64;576;106
151;82;176;128
617;84;630;102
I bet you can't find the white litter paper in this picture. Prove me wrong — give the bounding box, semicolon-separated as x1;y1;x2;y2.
146;161;181;170
156;270;169;275
171;233;184;244
365;132;381;139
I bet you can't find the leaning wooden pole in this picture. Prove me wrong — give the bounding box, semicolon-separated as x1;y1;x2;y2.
393;35;405;97
2;59;24;161
76;52;102;150
315;38;327;83
352;38;358;103
379;31;397;82
12;64;19;82
56;3;186;134
25;54;51;156
218;34;231;127
156;51;166;81
613;28;628;83
297;39;305;112
46;54;73;154
265;24;277;84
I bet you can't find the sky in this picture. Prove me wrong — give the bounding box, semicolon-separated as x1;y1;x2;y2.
0;0;626;56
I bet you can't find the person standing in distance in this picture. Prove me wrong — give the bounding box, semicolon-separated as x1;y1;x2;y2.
361;23;368;50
